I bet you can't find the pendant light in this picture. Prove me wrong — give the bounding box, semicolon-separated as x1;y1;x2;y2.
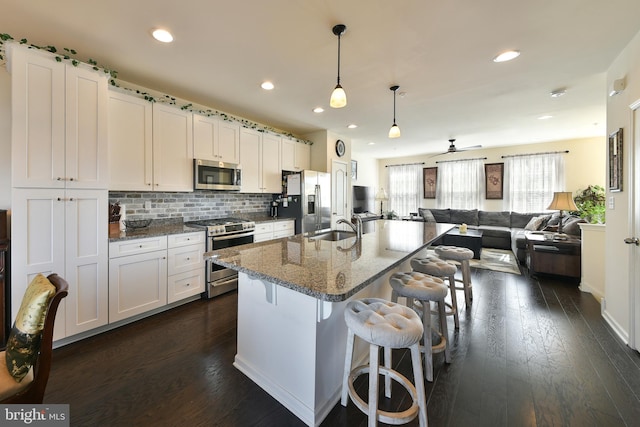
330;24;347;108
388;85;401;138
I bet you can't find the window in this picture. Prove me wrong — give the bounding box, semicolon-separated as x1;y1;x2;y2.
503;153;565;212
436;159;485;209
388;164;422;217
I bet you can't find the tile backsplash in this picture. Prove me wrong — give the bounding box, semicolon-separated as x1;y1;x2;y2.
109;191;273;222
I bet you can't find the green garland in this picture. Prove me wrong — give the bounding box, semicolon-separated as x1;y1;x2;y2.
0;33;312;145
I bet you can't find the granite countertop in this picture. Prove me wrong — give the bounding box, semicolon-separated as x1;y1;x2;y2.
108;222;204;242
205;220;454;302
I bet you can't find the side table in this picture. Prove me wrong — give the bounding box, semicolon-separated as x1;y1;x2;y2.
443;228;483;259
525;232;581;278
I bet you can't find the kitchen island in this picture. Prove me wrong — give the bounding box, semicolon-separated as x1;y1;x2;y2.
206;220;453;426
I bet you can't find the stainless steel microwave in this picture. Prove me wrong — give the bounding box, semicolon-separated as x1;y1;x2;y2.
194;159;242;190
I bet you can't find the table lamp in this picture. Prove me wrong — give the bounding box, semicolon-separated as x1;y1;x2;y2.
546;191;578;238
375;188;388;216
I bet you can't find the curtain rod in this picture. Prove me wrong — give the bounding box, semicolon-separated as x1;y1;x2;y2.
435;157;487;164
385;162;425;167
501;150;569;159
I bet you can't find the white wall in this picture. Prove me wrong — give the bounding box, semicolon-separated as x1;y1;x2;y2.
603;28;640;344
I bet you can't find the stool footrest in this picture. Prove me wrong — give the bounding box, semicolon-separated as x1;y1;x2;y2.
348;364;420;425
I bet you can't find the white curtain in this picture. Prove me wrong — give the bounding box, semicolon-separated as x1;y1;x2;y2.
436;159;485;209
387;164;423;216
503;153;565;212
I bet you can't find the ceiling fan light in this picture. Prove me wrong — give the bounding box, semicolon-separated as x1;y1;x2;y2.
330;84;347;108
388;123;401;138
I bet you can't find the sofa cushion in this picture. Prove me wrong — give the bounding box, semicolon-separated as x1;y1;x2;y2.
511;212;545;229
479;211;510;227
478;224;511;237
418;208;436;222
429;208;451;223
450;209;479;226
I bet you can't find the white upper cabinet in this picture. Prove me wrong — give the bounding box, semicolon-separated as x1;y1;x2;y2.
281;139;296;171
240;128;281;193
194;114;240;164
295;142;311;171
108;92;194;192
152;103;194;192
9;44;108;189
108;91;153;191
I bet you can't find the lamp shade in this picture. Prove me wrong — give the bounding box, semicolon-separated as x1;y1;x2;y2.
330;84;347;108
547;191;578;211
388;123;401;138
375;188;388;201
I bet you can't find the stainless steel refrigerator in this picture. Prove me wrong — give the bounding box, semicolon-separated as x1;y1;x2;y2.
276;170;331;235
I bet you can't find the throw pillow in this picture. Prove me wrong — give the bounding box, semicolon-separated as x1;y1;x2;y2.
562;216;586;236
418;208;436;222
5;274;56;382
524;215;545;231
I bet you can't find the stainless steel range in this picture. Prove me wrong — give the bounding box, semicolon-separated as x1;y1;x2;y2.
186;217;255;298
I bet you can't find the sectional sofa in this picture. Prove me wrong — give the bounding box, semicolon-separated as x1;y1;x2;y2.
416;208;585;264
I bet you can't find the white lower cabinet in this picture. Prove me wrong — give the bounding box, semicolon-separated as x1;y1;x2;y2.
254;220;295;243
109;236;168;323
167;232;205;303
108;231;205;323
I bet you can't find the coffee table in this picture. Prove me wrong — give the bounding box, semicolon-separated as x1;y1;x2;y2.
442;228;483;259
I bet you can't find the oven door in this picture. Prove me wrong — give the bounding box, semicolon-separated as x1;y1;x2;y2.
206;231;254;297
194;159;241;191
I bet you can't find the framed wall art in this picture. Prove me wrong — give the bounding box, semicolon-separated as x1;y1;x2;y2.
351;160;358;180
485;162;504;199
423;167;437;199
608;128;623;192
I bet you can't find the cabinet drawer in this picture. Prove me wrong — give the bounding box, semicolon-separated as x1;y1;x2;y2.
254;223;273;234
168;269;205;303
253;232;273;243
168;231;205;248
109;236;167;258
273;221;294;232
167;244;205;276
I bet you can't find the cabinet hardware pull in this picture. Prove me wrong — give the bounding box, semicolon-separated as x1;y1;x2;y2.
57;177;63;181
69;177;74;181
147;183;152;186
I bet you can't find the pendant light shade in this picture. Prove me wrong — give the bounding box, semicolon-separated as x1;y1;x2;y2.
389;85;401;138
330;24;347;108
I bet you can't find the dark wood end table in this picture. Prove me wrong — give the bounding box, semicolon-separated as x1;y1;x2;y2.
443;228;483;259
525;232;581;278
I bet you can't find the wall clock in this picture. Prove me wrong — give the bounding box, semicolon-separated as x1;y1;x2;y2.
335;139;345;157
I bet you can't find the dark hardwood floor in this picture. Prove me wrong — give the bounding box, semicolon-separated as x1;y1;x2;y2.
45;267;640;426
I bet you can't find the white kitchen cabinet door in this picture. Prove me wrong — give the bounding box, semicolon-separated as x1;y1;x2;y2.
63;189;109;336
239;128;262;193
295;143;311;171
193;114;218;161
9;44;108;189
108;250;168;323
167;269;205;304
152;103;194;192
281;139;296;171
64;64;109;189
108;91;153;191
11;188;109;340
261;133;281;193
9;45;66;189
217;120;240;164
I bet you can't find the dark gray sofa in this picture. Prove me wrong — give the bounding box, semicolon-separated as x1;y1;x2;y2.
417;208;584;264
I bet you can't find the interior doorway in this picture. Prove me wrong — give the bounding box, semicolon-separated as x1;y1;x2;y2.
332;160;348;227
630;99;640;350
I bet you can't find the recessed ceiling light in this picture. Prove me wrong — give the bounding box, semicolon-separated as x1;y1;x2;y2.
313;107;324;113
538;115;553;120
261;81;274;90
347;124;358;129
493;50;520;62
368;142;375;145
152;29;174;43
550;89;566;98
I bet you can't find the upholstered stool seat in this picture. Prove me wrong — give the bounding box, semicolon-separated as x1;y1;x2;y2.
341;298;428;426
410;255;460;329
434;245;474;307
389;271;450;382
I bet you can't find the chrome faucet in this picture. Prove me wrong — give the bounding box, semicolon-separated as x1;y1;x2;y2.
337;216;363;239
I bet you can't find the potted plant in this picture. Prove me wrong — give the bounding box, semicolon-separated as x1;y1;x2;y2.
573;185;605;224
385;210;398;220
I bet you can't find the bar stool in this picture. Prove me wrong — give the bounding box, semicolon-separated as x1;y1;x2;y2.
434;245;474;307
410;254;460;329
389;271;450;382
341;298;428;427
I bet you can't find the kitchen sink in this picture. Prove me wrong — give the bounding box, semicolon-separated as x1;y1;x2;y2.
310;230;357;241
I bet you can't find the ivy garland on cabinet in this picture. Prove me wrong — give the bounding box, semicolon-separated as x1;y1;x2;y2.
0;33;312;145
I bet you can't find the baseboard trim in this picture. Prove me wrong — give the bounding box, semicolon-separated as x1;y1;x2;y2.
602;304;629;345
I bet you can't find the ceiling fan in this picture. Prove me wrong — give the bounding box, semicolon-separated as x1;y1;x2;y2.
430;139;482;157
